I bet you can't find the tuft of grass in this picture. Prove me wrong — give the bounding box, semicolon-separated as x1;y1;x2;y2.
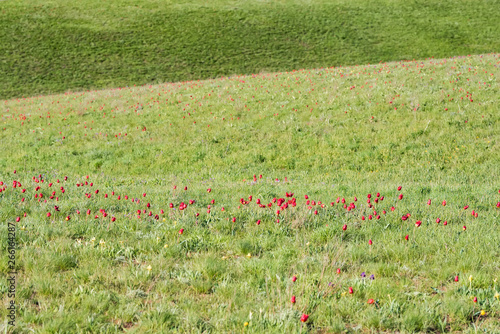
51;254;78;272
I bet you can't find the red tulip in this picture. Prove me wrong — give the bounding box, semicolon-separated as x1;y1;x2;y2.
232;217;236;223
398;194;403;200
342;224;347;231
143;193;146;197
368;298;375;304
65;216;70;221
427;199;431;205
436;218;441;224
367;193;371;199
473;297;477;303
442;200;446;206
256;220;261;225
463;226;466;231
336;268;341;274
300;314;309;322
207;188;211;193
348;287;354;294
415;221;422;227
454;275;459;282
368;239;373;245
443;221;448;226
463;205;469;210
47;212;51;217
292;276;297;282
405;234;409;241
291;296;296;304
15;217;20;222
361;216;365;221
397;186;402;191
179;228;184;235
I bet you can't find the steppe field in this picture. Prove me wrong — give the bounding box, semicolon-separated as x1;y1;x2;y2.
0;0;499;333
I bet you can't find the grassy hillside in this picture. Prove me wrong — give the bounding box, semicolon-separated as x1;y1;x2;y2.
0;54;499;333
1;0;500;99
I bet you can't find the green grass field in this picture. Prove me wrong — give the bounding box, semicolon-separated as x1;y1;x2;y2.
2;0;500;99
0;53;499;333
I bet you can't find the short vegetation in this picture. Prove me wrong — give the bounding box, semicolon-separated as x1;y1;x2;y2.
0;53;499;332
1;0;500;99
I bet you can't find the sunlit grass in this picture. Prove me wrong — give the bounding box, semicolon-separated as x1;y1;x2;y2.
0;53;499;333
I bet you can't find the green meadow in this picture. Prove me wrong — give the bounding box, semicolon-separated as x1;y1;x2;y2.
1;0;500;99
0;52;499;332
